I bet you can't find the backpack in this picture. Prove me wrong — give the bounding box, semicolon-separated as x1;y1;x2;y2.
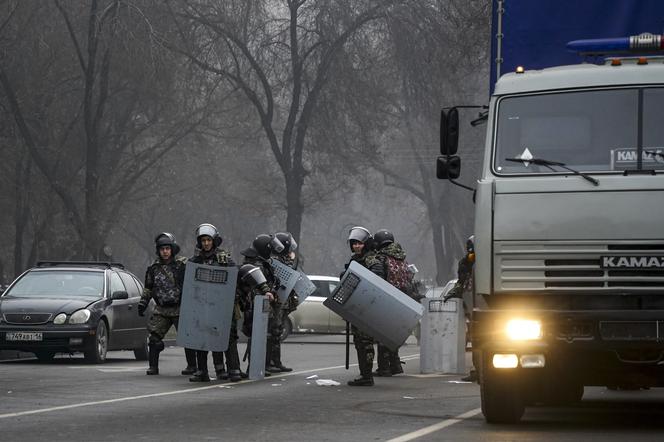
385;255;417;299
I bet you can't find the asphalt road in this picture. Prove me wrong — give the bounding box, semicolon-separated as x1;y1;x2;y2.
2;335;664;441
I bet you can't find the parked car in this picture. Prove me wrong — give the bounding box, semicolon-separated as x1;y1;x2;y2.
282;275;344;341
0;261;150;363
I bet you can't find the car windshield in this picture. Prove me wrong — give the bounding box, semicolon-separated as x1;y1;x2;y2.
5;270;104;298
494;87;664;174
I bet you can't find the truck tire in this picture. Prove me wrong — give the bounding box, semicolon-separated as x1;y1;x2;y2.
481;371;525;424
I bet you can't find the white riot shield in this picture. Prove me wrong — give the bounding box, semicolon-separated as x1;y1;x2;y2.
324;261;423;351
177;263;238;352
248;295;270;380
270;259;317;305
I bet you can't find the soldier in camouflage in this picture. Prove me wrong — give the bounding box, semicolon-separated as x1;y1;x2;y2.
269;231;298;372
365;229;408;377
187;223;242;383
138;232;188;376
343;226;380;387
240;234;282;374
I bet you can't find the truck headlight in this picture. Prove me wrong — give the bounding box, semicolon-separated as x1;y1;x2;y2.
505;319;542;340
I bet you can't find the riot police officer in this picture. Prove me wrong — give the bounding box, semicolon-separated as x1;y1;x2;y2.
240;234;282;374
269;231;298;372
444;235;477;382
365;229;408;377
138;233;188;375
343;226;378;386
187;223;242;382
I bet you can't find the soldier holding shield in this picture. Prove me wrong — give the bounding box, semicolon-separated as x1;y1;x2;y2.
343;226;379;386
187;223;242;383
240;234;282;374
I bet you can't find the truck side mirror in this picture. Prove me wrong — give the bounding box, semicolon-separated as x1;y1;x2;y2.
436;155;461;179
440;107;459;155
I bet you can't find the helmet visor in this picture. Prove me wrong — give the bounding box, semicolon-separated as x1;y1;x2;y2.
348;227;371;244
270;236;285;254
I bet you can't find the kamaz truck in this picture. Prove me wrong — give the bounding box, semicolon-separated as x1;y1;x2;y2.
438;0;664;423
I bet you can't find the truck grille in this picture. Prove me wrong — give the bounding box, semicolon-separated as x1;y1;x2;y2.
496;242;664;292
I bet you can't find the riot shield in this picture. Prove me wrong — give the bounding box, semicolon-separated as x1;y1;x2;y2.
248;294;270;380
270;259;317;305
324;261;423;351
177;263;238;352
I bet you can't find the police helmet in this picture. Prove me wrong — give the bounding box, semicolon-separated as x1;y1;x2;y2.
252;234;285;259
274;232;297;255
373;229;394;249
466;235;475;253
238;263;267;289
195;223;222;248
155;232;181;255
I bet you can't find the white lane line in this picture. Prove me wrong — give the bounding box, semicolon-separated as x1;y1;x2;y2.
385;408;482;442
0;353;420;420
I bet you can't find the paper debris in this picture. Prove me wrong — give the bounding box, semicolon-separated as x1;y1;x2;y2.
315;379;340;386
306;375;318;379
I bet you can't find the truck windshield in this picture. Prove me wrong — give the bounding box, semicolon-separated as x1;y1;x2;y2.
494;87;664;174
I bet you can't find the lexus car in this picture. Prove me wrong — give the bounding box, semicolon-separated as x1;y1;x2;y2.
0;261;150;363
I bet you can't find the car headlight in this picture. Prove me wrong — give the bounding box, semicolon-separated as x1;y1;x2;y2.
53;313;67;325
69;309;91;324
505;319;542;340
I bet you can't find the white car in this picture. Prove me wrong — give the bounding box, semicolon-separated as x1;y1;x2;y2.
282;275;344;340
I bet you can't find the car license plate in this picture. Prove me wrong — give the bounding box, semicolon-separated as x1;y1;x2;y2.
5;332;43;341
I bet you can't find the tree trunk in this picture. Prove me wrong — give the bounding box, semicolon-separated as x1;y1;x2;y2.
285;169;304;243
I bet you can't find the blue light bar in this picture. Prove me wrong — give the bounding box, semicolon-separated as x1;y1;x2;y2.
567;33;663;54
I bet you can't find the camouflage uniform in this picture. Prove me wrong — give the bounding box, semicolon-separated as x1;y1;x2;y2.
365;242;408;375
188;247;242;381
240;250;279;371
271;254;297;371
344;250;379;381
139;256;187;375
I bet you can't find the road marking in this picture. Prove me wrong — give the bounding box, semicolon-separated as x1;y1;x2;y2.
385;408;482;442
0;353;420;420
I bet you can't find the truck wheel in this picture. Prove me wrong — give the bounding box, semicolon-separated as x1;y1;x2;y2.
481;372;525;424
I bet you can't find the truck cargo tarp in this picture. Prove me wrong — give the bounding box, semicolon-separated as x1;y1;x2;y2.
491;0;664;92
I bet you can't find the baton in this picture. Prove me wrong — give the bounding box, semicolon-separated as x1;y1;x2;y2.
345;321;350;370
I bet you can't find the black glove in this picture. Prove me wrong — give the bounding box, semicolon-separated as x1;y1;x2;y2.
138;301;147;316
443;286;462;303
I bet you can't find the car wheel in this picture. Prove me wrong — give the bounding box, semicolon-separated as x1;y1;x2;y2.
34;351;55;363
84;320;108;364
280;317;292;342
133;334;149;361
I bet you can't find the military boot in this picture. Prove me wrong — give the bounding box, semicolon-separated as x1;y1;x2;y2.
265;339;281;373
389;350;404;375
213;351;228;380
190;350;211;382
373;345;392;377
271;340;292;372
146;343;160;375
347;376;374;386
349;345;374;386
181;348;197;375
225;342;242;382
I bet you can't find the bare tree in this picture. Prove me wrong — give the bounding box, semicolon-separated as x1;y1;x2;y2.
167;0;408;242
0;0;214;263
